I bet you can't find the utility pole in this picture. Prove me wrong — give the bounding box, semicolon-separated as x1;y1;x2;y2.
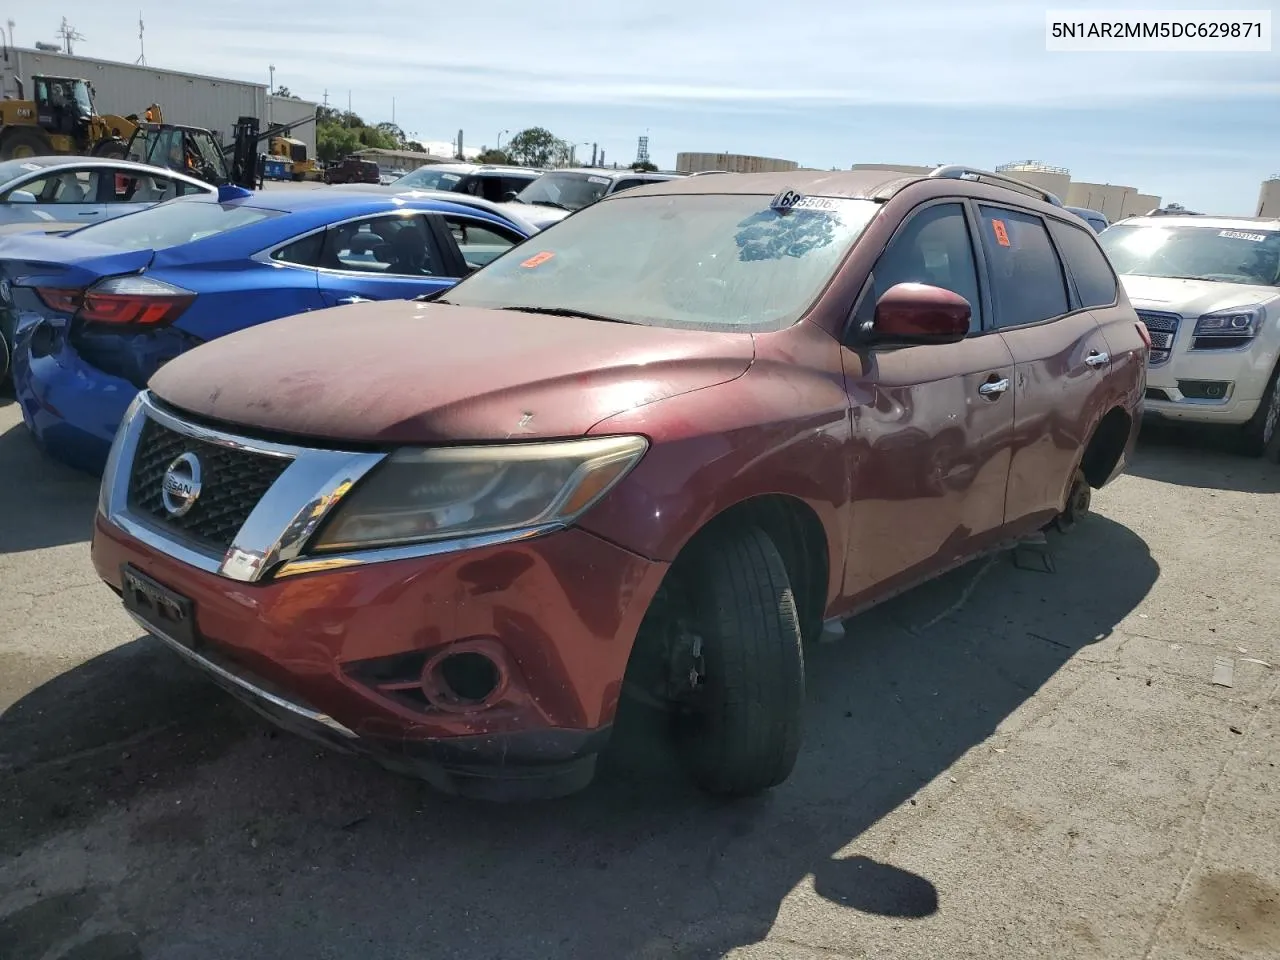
322;89;329;109
392;97;395;125
268;64;276;95
57;17;85;55
135;14;146;64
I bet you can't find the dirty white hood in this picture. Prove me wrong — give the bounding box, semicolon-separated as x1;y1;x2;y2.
1120;275;1280;317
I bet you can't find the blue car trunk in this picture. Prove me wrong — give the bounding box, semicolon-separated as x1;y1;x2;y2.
1;234;200;389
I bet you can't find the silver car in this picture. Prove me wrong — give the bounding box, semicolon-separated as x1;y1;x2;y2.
0;157;217;232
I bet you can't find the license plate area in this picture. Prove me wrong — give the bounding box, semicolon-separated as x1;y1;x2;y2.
121;564;198;649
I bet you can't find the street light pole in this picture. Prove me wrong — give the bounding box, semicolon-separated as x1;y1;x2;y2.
497;129;509;151
268;64;275;95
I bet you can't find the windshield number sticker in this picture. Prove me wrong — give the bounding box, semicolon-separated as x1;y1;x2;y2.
992;219;1011;247
770;190;837;214
521;251;555;268
1219;230;1266;242
588;176;610;185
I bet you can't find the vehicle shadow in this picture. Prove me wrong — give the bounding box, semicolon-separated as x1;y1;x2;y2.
0;514;1159;959
1129;420;1280;494
0;421;100;554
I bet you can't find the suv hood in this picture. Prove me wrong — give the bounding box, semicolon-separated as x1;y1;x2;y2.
1120;274;1280;316
148;301;755;444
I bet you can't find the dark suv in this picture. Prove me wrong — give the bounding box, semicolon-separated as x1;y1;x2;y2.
324;158;380;185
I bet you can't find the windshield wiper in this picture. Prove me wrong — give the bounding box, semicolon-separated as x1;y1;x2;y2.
525;199;571;211
497;305;635;324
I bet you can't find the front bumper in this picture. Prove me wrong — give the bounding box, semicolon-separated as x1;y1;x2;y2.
1140;315;1279;427
92;511;668;800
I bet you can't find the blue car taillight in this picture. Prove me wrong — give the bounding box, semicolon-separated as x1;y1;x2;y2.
38;276;195;328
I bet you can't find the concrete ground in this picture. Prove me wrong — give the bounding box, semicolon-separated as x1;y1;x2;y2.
0;398;1276;960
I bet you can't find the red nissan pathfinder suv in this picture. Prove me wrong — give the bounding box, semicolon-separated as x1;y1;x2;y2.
91;166;1147;801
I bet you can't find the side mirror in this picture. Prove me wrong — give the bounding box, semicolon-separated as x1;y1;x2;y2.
7;190;37;204
870;283;971;344
502;190;518;202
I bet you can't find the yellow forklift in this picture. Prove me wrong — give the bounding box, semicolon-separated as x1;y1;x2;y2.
0;74;141;160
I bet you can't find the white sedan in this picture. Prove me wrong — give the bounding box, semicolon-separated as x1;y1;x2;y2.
0;156;216;232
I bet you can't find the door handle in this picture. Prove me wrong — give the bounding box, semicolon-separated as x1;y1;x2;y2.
979;378;1010;397
1084;351;1110;368
337;296;372;305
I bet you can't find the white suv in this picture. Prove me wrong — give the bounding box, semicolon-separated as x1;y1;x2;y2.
1100;214;1280;458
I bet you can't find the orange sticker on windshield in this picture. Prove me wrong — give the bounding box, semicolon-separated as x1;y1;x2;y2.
521;251;555;268
992;219;1010;246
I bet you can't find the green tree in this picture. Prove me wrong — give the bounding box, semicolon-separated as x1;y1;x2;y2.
273;86;302;100
475;147;510;164
631;161;657;172
376;122;406;148
317;124;361;163
506;127;567;168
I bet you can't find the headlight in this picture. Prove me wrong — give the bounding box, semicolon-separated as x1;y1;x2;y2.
1193;306;1265;339
310;435;648;552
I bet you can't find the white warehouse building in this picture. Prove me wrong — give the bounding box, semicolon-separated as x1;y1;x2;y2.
1;47;318;156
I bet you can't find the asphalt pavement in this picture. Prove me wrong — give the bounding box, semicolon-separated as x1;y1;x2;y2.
0;397;1277;960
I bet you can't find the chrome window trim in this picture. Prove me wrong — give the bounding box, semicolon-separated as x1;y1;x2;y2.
250;208;428;268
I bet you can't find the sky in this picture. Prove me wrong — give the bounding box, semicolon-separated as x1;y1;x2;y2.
13;1;1280;213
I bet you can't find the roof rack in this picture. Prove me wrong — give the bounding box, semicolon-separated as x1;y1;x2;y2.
927;165;1065;207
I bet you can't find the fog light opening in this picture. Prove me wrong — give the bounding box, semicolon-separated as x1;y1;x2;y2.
421;642;508;712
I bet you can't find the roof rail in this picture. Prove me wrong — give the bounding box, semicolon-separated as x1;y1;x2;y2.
927;165;1065;207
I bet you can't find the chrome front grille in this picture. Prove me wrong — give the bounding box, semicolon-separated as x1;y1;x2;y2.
1136;310;1180;367
102;392;387;583
127;416;293;552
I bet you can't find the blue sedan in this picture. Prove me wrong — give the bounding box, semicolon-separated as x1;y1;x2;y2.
2;188;538;473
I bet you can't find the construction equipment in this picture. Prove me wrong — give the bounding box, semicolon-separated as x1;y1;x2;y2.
266;134;322;181
0;73;144;160
124;118;235;188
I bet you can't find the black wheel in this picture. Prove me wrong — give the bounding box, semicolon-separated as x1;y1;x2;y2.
1053;468;1091;534
638;526;805;798
92;138;127;159
0;127;53;161
0;326;10;391
1240;362;1280;459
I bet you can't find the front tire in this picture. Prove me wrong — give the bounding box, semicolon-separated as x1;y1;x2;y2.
673;526;805;798
1240;362;1280;459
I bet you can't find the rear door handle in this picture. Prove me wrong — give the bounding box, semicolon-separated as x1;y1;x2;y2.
979;378;1010;397
337;296;372;305
1084;351;1110;368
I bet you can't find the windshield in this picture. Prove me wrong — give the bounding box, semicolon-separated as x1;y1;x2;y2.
70;200;282;251
186;131;230;182
394;167;467;190
442;193;879;331
514;172;611;211
1100;224;1280;286
71;80;93;116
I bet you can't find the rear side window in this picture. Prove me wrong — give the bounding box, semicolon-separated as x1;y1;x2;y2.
866;202;984;332
319;214;445;276
611;178;649;194
977;205;1069;328
442;215;523;269
1047;219;1118;308
273;231;325;267
70;200;282;251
